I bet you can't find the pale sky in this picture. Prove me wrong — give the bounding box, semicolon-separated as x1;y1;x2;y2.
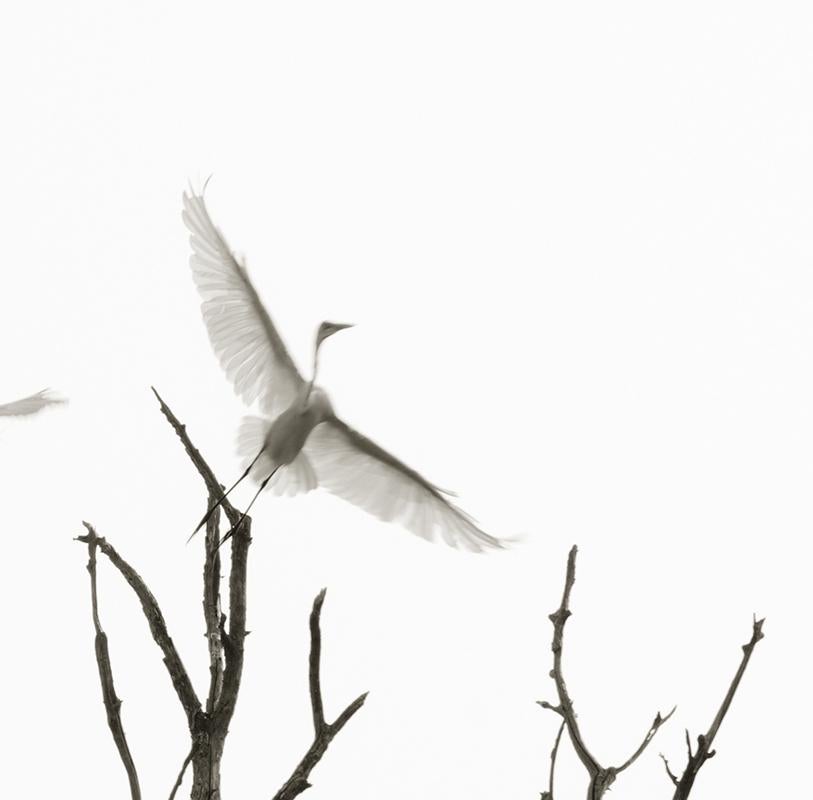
1;2;810;798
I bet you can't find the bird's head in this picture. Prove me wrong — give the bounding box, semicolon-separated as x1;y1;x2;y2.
307;321;355;394
315;321;354;351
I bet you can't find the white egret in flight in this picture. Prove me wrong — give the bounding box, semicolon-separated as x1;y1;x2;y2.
183;186;504;552
0;389;66;417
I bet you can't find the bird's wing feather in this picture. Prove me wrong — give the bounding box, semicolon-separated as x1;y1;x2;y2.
0;389;66;417
304;416;504;552
182;188;304;416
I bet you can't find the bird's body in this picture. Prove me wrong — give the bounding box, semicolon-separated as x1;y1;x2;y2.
183;184;504;551
266;401;322;466
264;387;332;467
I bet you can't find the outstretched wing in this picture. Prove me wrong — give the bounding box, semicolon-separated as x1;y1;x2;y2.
304;416;504;552
182;187;305;417
0;389;67;417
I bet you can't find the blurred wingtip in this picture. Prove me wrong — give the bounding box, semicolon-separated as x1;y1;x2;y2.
474;529;528;554
185;173;214;200
41;388;68;406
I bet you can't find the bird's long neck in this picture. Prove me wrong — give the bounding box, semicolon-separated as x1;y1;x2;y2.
303;342;322;406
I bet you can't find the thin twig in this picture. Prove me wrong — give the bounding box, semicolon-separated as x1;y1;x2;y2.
539;546;674;799
151;387;241;529
168;741;197;800
309;589;327;732
81;528;142;800
77;522;202;730
660;753;679;786
271;589;368;800
540;720;566;800
615;706;677;774
669;616;765;799
706;615;765;746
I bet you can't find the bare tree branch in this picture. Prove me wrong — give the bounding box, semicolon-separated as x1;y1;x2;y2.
168;741;197;800
152;388;253;799
271;589;368;800
212;515;251;733
203;497;225;714
80;528;141;800
539;546;674;799
81;390;366;799
705;615;765;745
77;522;202;730
668;616;765;799
536;700;564;718
151;387;241;529
540;720;565;800
309;589;327;733
546;547;602;778
660;752;679;786
615;706;676;774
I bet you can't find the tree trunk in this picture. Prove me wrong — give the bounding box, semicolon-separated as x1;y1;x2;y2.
190;733;224;800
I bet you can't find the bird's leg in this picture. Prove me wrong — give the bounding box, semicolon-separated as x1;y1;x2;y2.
188;447;266;542
218;465;280;547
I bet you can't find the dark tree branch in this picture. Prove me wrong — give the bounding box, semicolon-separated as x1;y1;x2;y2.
536;700;564;718
309;589;327;733
540;546;674;800
660;752;679;786
212;513;251;732
80;390;365;800
668;616;765;799
81;529;142;800
152;388;253;800
540;720;565;800
77;522;202;730
705;615;764;745
168;741;197;800
203;496;225;715
151;386;241;529
271;589;368;800
615;706;676;774
546;547;601;779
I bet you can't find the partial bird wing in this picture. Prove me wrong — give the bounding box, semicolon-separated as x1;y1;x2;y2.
183;187;305;417
304;416;504;552
0;389;67;417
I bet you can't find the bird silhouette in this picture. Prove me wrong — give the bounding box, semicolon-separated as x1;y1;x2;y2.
0;389;66;417
183;185;504;552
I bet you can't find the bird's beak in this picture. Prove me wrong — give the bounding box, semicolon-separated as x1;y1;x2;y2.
316;321;355;350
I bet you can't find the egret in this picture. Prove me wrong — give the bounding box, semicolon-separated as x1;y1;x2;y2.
0;389;66;417
183;186;505;552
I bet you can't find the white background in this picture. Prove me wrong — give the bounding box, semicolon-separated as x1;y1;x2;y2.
1;2;810;798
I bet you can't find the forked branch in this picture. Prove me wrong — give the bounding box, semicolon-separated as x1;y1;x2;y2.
271;589;368;800
664;616;765;799
77;522;202;730
538;545;674;799
153;388;253;800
